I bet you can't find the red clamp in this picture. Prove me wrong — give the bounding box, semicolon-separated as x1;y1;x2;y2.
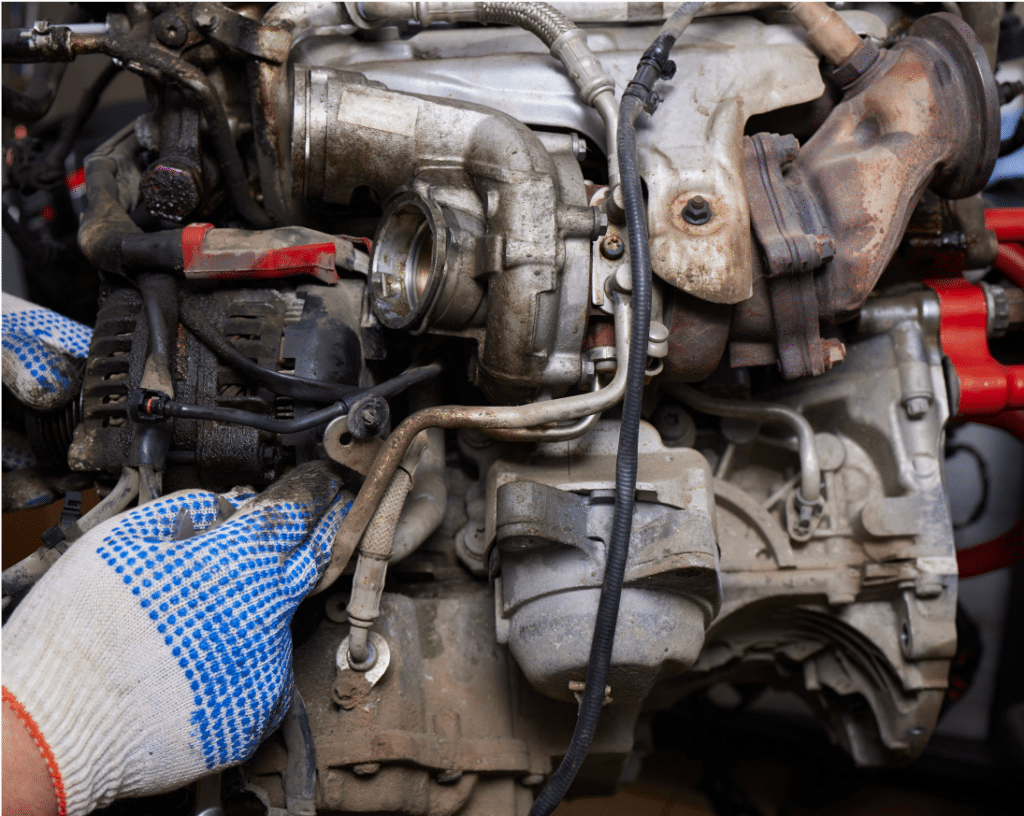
923;277;1024;417
181;223;339;284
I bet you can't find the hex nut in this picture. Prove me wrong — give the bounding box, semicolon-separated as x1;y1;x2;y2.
682;195;712;225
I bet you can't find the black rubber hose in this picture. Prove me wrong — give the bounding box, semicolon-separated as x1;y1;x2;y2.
138;363;443;434
78;125;184;278
32;60;120;185
178;299;362;404
140;274;174;380
528;7;700;811
2;63;67;122
156;400;350;434
131;274;178;477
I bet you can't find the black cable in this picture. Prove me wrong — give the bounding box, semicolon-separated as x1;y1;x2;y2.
2;63;68;122
32;60;121;186
178;299;362;404
141;275;173;376
133;363;443;434
528;6;699;812
157;399;350;435
131;274;178;477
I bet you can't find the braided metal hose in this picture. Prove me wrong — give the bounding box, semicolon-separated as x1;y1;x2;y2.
478;2;575;46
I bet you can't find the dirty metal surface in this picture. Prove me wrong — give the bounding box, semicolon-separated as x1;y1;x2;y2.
648;290;957;766
246;585;639;813
790;16;999;321
294;18;825;305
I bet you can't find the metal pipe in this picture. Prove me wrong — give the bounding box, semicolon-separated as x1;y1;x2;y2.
486;377;604;441
346;468;414;664
787;1;864;66
390;428;447;563
356;1;619;189
251;2;349;224
2;466;141;601
313;293;633;594
664;382;822;502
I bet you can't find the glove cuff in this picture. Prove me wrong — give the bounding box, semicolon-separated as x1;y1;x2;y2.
2;686;68;815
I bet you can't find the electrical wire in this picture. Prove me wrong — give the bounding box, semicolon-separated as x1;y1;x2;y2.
136;362;443;433
528;6;701;813
32;60;121;186
178;299;363;404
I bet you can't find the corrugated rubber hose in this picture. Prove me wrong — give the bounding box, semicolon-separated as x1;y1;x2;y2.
528;4;701;813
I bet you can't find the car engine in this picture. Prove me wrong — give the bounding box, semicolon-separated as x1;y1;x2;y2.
3;2;1023;815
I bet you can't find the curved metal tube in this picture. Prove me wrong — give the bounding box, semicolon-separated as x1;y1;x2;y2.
486;377;604;442
664;383;822;503
313;294;632;594
356;1;620;188
3;466;141;602
252;2;349;224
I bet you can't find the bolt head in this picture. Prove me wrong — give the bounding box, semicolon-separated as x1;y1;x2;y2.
193;4;217;29
600;233;624;260
682;195;712;225
904;396;931;419
155;13;188;47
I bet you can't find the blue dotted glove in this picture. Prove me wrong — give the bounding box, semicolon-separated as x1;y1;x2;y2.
2;462;350;816
2;293;92;411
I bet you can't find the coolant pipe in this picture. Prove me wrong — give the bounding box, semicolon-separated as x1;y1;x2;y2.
986;208;1024;243
664;383;822;503
313;294;633;595
995;244;1024;289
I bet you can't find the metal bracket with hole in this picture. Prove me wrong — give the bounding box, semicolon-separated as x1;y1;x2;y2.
323;415;382;474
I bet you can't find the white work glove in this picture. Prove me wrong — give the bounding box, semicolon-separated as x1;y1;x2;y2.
2;462;350;816
2;293;92;411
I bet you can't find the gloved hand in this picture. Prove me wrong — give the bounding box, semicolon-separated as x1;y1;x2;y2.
2;461;350;816
2;293;92;411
